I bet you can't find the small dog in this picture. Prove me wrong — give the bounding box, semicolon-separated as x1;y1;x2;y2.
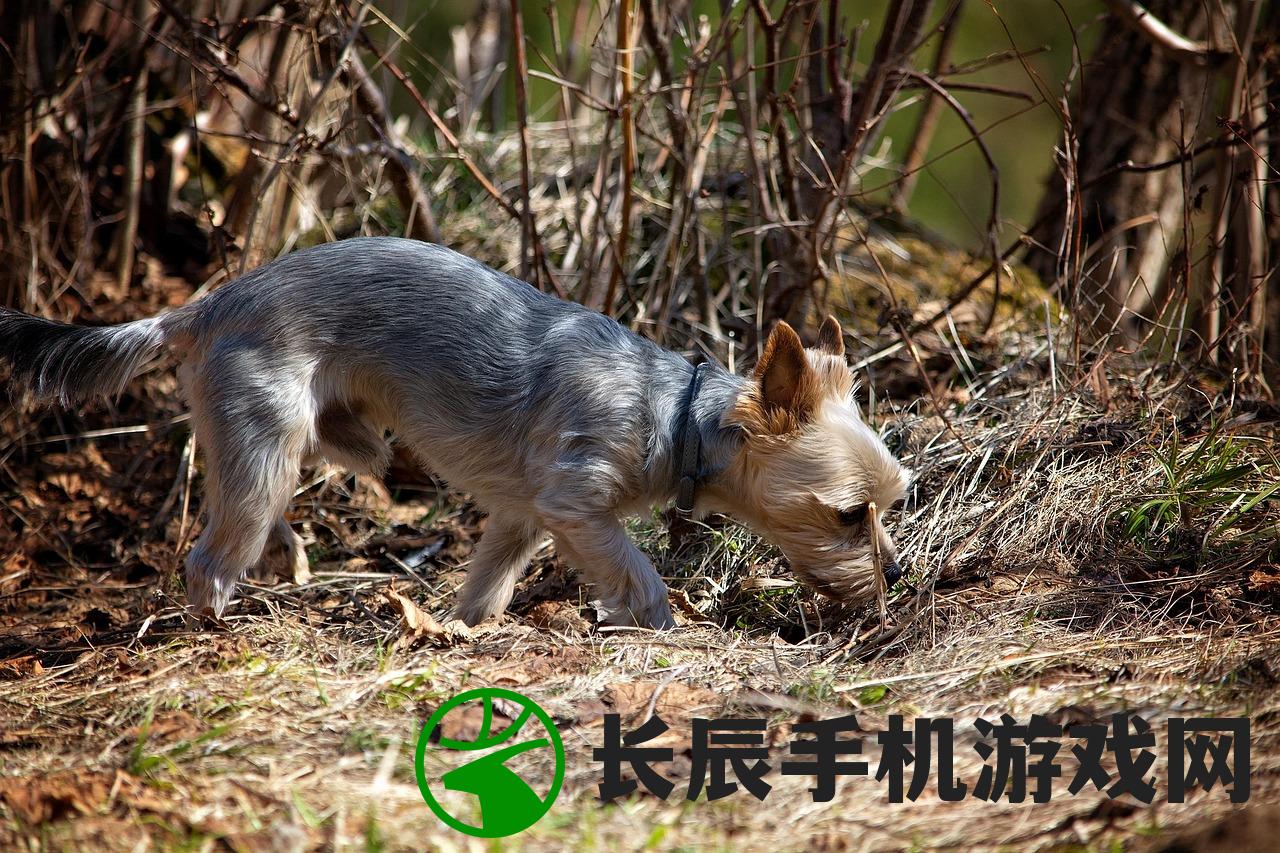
1;238;909;628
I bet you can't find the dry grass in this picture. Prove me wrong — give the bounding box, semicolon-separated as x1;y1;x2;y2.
2;327;1278;851
4;5;1278;849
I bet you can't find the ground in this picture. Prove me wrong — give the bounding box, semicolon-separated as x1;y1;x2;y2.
2;315;1279;852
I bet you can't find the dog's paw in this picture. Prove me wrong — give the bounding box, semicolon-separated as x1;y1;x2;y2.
184;568;239;621
183;604;231;631
286;541;311;585
452;602;501;628
594;596;676;630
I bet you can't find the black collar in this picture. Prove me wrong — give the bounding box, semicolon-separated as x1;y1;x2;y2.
675;361;710;514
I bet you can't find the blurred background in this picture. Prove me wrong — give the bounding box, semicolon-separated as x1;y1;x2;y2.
383;0;1106;248
2;0;1273;382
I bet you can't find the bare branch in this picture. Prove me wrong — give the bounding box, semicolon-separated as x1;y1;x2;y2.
344;52;439;244
1101;0;1226;64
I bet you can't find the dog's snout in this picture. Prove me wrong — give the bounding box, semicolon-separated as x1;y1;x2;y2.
882;559;903;586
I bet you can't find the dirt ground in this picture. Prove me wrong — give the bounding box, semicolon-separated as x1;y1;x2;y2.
2;328;1279;851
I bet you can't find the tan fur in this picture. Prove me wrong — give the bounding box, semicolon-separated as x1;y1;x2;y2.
710;321;910;602
817;314;845;356
731;323;856;438
753;321;816;427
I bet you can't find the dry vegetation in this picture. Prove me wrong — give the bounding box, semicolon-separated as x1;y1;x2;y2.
3;358;1279;851
2;1;1279;851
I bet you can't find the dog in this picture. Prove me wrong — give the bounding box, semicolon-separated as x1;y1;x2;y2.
0;237;910;628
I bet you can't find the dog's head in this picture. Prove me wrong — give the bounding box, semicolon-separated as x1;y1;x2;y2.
721;317;911;602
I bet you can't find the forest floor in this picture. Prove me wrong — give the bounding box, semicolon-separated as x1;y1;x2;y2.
2;275;1280;852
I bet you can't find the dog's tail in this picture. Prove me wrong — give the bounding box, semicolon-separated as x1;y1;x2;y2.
0;309;171;405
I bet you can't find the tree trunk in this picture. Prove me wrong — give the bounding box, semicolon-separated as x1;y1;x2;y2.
1024;0;1219;342
1264;68;1280;387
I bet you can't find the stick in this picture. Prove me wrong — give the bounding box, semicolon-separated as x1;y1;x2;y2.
602;0;636;317
868;501;888;626
891;1;963;212
508;0;537;284
1102;0;1225;64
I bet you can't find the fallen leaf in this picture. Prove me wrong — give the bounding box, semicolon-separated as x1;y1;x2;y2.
0;771;110;823
1248;567;1280;593
0;656;44;679
523;600;589;633
433;699;519;743
604;681;724;726
383;587;470;646
667;587;710;623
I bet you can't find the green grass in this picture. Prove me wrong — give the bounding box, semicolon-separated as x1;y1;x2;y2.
126;701;160;777
379;671;442;710
1114;422;1280;553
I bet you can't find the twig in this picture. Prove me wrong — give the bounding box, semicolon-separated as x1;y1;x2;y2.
344;52;439;244
891;0;964;212
1205;0;1262;364
602;0;636;317
902;77;1035;102
1101;0;1226;64
1240;65;1269;380
508;0;538;285
903;70;1002;333
868;501;887;625
358;32;519;222
113;0;149;293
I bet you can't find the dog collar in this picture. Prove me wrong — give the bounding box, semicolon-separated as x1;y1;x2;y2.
675;361;710;515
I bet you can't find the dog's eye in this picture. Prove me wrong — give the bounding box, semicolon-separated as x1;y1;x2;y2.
837;504;867;526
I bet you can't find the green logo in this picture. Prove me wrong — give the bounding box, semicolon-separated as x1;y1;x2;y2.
414;687;565;838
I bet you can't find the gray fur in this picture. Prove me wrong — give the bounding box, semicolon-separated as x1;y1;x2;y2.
0;310;165;405
1;237;910;626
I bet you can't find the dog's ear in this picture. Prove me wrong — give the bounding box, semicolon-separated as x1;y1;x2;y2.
755;321;815;419
816;315;845;357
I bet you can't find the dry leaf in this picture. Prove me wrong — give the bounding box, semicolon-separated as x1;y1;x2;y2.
1087;360;1112;411
383;587;470;646
0;771;110;823
523;600;589;633
604;681;724;725
0;656;44;679
1248;567;1280;594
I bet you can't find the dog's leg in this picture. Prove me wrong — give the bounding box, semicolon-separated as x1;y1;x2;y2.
183;345;311;618
249;519;311;585
550;517;674;629
315;400;390;476
453;516;542;626
185;448;301;617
